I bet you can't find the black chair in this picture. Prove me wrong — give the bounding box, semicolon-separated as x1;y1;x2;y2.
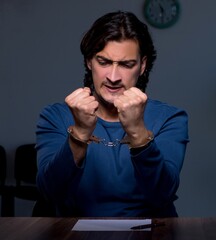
0;145;14;216
14;144;39;201
0;145;6;187
0;145;7;216
14;143;55;216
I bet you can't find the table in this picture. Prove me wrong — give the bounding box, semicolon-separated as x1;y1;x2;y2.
0;217;216;240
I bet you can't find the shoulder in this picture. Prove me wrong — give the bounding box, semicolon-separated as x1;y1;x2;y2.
146;98;187;116
40;102;71;118
145;99;188;129
43;102;68;111
38;102;73;127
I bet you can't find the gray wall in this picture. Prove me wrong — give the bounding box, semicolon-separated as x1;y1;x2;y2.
0;0;215;216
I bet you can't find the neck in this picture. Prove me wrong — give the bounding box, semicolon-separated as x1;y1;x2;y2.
93;91;119;122
96;104;119;122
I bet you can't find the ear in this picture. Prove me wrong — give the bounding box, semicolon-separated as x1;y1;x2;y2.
140;57;147;75
87;60;92;70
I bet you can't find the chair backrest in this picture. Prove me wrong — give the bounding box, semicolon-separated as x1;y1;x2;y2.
0;145;6;186
14;144;37;186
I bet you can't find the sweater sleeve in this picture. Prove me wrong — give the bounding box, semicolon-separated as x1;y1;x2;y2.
35;103;81;203
131;107;189;209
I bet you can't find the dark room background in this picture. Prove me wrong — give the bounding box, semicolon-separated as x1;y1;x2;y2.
0;0;215;216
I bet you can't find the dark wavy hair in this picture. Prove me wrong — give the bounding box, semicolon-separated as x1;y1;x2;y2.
80;11;156;92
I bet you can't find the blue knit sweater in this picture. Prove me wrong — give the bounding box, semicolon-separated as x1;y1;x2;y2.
36;99;189;217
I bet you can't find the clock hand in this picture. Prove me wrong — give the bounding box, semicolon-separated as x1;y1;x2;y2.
159;4;165;21
159;4;164;14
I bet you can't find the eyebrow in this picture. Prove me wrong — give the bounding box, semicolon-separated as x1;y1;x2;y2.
95;55;137;65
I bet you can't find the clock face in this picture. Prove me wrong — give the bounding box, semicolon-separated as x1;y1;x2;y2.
144;0;180;29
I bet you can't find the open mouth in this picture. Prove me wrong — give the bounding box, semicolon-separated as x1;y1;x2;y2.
105;85;123;93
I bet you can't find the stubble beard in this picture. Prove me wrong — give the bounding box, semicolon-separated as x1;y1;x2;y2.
93;88;119;112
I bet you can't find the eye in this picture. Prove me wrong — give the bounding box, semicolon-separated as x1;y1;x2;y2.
98;59;112;66
96;56;112;66
118;61;136;69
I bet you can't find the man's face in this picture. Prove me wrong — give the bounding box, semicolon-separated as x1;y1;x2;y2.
87;40;146;106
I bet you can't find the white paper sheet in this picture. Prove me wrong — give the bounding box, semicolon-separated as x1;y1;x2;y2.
72;219;152;231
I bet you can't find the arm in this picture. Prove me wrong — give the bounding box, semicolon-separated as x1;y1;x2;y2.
114;87;188;209
65;87;98;166
36;87;98;203
36;103;79;203
131;108;189;208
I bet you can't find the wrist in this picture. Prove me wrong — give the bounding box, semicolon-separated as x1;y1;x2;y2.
67;126;91;144
125;130;154;149
67;126;100;145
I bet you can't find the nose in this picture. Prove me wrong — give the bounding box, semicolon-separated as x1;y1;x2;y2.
107;63;121;82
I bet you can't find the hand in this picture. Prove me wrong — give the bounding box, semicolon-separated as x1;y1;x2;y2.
114;87;149;144
65;87;99;140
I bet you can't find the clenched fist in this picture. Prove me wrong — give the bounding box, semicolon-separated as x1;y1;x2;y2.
65;87;99;141
113;87;148;143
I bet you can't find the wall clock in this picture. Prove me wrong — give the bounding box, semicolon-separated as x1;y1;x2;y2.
143;0;180;29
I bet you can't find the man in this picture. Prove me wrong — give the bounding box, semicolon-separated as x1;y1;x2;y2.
36;11;189;217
